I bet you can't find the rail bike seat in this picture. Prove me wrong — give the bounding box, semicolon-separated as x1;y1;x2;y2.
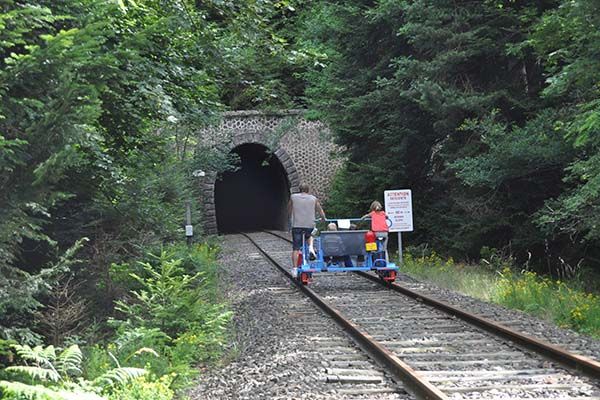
320;230;368;257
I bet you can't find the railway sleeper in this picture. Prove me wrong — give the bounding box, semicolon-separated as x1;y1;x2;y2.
400;351;525;360
335;387;403;395
326;367;385;376
422;368;561;376
326;360;375;368
438;382;596;393
427;372;583;383
326;374;384;384
409;358;546;367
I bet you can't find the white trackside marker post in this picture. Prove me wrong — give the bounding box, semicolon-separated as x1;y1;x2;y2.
185;200;193;246
384;189;413;266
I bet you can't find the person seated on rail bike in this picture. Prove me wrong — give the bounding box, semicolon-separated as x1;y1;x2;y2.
288;183;327;268
349;223;365;266
322;222;353;267
362;200;390;260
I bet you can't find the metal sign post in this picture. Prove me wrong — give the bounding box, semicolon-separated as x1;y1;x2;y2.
398;232;403;265
384;189;413;265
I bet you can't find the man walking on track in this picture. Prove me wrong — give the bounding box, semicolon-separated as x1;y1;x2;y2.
288;183;327;268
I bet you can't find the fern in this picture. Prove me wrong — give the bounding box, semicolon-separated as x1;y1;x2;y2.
7;344;83;384
94;367;147;388
56;345;83;378
5;365;61;382
0;380;63;399
12;344;56;367
2;342;147;397
113;327;171;353
57;391;105;400
8;344;62;383
40;346;57;363
0;380;106;400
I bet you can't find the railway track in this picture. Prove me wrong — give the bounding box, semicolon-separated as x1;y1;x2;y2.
243;230;600;400
193;234;409;399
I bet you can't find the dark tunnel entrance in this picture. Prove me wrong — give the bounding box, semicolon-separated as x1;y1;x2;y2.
215;143;290;233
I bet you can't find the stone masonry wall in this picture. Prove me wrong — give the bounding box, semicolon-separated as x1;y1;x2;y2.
198;110;344;234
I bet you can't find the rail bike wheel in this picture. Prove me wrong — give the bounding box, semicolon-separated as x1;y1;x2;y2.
379;270;396;283
299;272;310;285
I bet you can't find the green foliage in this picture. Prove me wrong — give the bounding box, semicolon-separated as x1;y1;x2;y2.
304;0;538;257
113;252;208;337
1;0;295;397
496;269;600;337
214;0;326;109
0;0;261;351
401;251;600;337
93;368;147;389
106;375;174;400
447;0;600;264
0;241;231;400
0;339;16;369
0;380;104;400
528;0;600;248
302;0;600;272
7;344;86;383
108;244;231;386
451;111;571;189
113;328;170;364
402;250;500;302
84;242;228;389
83;343;159;382
0;0;318;346
0;342;149;400
0;239;87;344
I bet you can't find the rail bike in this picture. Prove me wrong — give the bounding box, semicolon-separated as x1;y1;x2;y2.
294;218;398;285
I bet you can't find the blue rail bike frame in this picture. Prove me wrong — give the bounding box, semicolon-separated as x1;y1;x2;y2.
297;218;399;276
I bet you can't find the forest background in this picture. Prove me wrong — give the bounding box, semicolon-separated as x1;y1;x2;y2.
0;0;599;398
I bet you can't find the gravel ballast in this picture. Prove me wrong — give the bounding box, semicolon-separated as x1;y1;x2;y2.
190;231;600;399
189;234;409;400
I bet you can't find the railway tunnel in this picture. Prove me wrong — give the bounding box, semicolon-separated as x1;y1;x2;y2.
215;143;290;233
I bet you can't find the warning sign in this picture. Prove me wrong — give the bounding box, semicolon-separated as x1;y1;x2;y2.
384;189;413;232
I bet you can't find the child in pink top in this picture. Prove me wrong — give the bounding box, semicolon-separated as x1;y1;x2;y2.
362;201;389;260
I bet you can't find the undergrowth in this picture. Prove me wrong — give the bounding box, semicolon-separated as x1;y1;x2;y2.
0;243;231;400
400;250;600;338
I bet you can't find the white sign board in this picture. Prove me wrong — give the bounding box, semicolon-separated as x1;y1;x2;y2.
185;225;194;237
384;189;413;232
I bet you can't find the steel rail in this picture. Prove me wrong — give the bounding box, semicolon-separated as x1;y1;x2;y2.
262;229;600;380
357;271;600;380
241;232;448;400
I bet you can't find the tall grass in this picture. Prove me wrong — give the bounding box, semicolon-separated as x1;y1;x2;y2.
401;252;501;301
400;252;600;338
496;268;600;337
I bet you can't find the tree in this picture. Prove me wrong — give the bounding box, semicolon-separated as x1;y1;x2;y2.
304;0;542;256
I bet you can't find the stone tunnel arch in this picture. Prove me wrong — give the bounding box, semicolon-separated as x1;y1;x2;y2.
200;137;299;234
214;143;297;233
198;110;343;235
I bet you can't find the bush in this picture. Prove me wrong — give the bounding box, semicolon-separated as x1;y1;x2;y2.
0;343;149;400
0;380;104;400
401;249;600;337
495;269;600;337
107;375;174;400
0;339;16;369
0;241;229;398
107;244;231;387
112;246;229;338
